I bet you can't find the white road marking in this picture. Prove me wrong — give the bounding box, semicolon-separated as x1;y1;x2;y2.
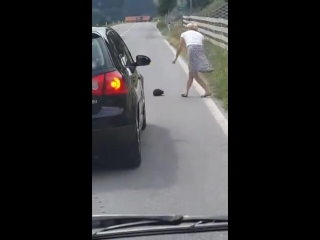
120;24;137;36
154;24;228;137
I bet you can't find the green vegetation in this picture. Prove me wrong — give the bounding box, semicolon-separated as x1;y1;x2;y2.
156;17;168;33
204;41;228;110
92;0;157;25
157;0;176;15
157;0;225;16
195;0;226;16
156;2;228;110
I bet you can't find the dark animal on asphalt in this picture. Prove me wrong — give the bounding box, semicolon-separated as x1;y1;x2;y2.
153;89;164;96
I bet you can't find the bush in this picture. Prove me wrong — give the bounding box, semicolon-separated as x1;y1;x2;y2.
156;18;167;32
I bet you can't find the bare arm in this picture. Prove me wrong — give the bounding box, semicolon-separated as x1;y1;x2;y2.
173;37;185;63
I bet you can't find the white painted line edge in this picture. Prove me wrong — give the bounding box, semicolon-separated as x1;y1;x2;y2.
153;24;228;137
120;23;136;37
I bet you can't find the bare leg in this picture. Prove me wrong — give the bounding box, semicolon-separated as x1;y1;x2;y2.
193;72;212;95
182;72;194;97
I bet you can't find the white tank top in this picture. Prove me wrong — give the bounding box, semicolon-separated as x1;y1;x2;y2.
180;30;204;47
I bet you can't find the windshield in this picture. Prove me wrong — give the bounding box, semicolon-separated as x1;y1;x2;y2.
92;0;228;238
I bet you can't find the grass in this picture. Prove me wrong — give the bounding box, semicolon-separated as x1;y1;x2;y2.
157;20;228;110
156;17;168;34
196;0;226;16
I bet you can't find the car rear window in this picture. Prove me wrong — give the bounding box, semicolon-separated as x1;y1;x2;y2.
92;34;113;72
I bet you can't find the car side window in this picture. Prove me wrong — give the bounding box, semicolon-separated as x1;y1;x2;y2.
108;31;135;73
104;31;124;72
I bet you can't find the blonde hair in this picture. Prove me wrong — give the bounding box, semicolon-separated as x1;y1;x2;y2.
187;22;198;30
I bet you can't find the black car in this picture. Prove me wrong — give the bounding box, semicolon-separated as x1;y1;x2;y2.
92;27;151;168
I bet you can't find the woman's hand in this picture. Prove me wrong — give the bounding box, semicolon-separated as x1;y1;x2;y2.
172;57;177;64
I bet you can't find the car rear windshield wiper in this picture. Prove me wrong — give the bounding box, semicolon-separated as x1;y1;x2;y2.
92;214;228;239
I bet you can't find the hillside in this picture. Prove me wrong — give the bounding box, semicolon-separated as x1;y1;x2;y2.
92;0;157;24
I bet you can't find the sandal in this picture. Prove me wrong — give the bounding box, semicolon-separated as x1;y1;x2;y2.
201;93;212;98
181;93;188;97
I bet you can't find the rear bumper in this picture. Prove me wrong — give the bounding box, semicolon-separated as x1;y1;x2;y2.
92;124;136;151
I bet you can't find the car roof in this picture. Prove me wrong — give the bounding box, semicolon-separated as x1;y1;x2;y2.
92;27;111;39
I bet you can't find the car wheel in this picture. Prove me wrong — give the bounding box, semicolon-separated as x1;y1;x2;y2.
141;104;146;131
124;116;142;168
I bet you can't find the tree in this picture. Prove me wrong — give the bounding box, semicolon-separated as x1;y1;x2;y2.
92;8;103;25
157;0;176;16
92;0;158;23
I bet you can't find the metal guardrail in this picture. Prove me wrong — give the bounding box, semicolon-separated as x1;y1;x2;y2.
182;3;228;50
182;15;228;50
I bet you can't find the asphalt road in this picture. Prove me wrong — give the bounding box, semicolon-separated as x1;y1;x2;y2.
92;23;228;219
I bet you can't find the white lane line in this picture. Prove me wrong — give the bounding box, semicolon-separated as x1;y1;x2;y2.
153;24;228;137
120;23;137;36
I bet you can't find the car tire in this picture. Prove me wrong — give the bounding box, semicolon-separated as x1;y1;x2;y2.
141;104;146;131
124;116;142;169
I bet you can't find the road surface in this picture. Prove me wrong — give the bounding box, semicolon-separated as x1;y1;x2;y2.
92;22;228;217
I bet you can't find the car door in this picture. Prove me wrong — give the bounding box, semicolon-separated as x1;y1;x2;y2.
107;30;144;128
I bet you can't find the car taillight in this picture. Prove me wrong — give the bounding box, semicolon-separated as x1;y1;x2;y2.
92;71;127;96
105;71;128;95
